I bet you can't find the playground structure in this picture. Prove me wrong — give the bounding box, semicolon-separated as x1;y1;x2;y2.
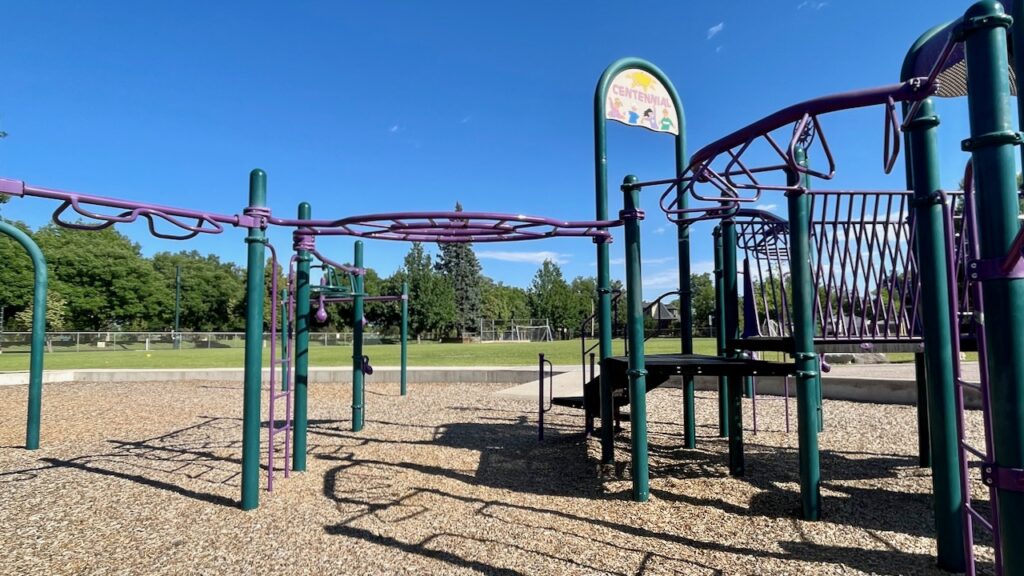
552;2;1022;575
1;2;1023;574
0;175;626;512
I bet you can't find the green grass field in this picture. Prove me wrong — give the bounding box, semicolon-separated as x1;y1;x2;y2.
0;337;928;372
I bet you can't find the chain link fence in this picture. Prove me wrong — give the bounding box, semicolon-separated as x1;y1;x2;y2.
0;331;390;353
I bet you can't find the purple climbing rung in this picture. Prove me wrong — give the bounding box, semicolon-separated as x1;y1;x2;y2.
961;441;987;461
958;379;982;392
270;425;289;436
965;505;994;532
272;392;289;401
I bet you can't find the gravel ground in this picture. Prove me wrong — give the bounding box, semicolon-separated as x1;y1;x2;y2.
0;379;995;575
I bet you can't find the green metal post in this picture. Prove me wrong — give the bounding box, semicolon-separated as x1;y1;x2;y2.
241;168;267;511
962;4;1024;571
722;219;744;476
713;226;728;438
787;147;821;521
173;264;181;350
292;202;312;472
400;281;408;397
904;97;966;570
0;222;47;450
914;352;931;468
352;241;365;432
594;58;686;465
622;175;649;502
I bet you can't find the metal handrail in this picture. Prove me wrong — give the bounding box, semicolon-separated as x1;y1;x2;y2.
538;353;555;441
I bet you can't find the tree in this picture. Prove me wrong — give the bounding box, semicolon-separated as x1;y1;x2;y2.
567;276;598;337
152;251;246;332
14;292;68;352
435;202;483;336
480;279;530;324
689;272;716;336
34;225;173;330
403;243;455;339
0;220;35;327
528;259;573;335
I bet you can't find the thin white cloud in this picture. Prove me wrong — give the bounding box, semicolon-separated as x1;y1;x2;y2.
477;250;568;265
755;203;779;211
388;124;401;133
640;261;715;291
797;1;828;9
653;226;667;235
459;114;473;124
707;22;725;40
715;45;724;54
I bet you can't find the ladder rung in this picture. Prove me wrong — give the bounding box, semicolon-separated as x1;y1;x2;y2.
965;505;994;532
270;425;290;435
957;380;982;391
961;442;987;460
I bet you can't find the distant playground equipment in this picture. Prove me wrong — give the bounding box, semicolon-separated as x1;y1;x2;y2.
478;318;553;342
0;175;627;513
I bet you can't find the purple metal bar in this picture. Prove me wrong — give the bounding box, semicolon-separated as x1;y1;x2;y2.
309;248;364;276
648;80;940;227
947;162;1002;575
0;179;266;238
322;295;406;303
282;211;620;243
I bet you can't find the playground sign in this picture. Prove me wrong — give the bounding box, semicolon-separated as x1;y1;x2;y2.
604;69;679;135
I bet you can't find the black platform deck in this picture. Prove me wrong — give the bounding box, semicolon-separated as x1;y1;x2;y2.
551;353;795;412
603;353;797;378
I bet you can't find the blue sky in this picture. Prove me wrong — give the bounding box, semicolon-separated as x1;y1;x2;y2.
0;1;981;298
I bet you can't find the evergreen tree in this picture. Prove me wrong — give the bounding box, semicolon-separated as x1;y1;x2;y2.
435;202;483;336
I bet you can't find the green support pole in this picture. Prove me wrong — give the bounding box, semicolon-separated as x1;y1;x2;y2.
962;4;1024;572
904;98;965;569
400;281;408;397
292;202;312;472
241;168;267;511
713;226;728;438
622;175;649;502
787;147;821;521
914;352;931;468
352;241;365;432
594;58;687;464
0;221;47;450
722;220;744;476
173;264;181;350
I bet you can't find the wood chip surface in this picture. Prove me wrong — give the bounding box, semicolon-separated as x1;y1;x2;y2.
0;378;995;575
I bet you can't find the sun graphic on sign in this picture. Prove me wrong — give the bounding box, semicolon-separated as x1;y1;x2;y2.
628;71;655;91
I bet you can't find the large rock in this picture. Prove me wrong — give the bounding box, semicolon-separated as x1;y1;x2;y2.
823;352;890;365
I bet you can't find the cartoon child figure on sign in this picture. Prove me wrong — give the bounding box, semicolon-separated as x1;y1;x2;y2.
659;109;675;132
642;108;657;130
627;106;640;124
608;97;625;120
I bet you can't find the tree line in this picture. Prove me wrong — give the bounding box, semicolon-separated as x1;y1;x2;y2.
0;218;714;339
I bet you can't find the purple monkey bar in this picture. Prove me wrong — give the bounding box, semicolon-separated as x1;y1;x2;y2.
284;211;619;243
0;178;264;238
